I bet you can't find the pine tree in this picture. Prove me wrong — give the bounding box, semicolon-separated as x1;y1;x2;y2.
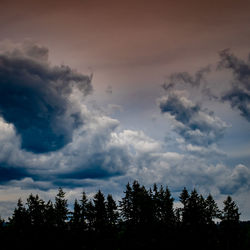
70;199;81;229
80;191;88;228
44;200;55;227
85;200;95;230
26;194;45;228
93;190;108;232
179;187;189;224
9;198;30;231
106;194;119;227
222;196;240;223
221;196;241;249
205;194;220;224
119;182;133;223
162;186;175;226
54;187;68;228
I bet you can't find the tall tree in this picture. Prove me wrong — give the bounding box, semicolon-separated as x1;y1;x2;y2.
44;200;55;227
79;191;88;228
186;189;206;226
85;200;95;230
93;190;108;232
221;196;240;223
54;187;68;228
221;196;241;250
9;198;30;231
161;186;175;226
205;194;220;224
106;194;119;227
179;187;189;224
70;199;81;230
26;194;45;228
119;182;133;224
132;180;153;225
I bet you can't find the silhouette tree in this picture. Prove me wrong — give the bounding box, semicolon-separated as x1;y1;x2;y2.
93;190;108;233
179;187;190;224
85;200;95;231
26;194;46;228
106;194;119;228
119;182;133;224
54;187;68;228
161;186;175;226
79;191;88;229
70;199;81;230
221;196;240;223
9;198;30;231
132;181;151;225
44;200;55;227
2;182;250;250
205;194;220;224
220;196;241;250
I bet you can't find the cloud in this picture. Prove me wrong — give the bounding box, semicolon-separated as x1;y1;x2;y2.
162;66;211;91
106;85;113;94
158;91;228;146
218;164;250;195
0;43;249;220
0;42;92;153
218;49;250;122
0;99;133;186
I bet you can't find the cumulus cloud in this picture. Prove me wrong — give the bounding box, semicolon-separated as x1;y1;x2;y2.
0;42;92;153
0;104;132;185
218;49;250;122
158;91;228;146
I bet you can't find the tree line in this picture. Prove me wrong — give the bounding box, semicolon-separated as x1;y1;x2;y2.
0;181;250;249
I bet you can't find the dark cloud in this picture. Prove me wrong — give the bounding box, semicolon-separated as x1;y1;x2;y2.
0;44;92;153
218;49;250;122
0;165;30;183
162;66;211;91
159;92;227;146
222;88;250;122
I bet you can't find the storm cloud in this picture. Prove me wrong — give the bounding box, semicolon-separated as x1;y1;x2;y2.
0;43;92;153
218;49;250;122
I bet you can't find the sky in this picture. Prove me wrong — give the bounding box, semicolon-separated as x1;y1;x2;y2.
0;0;250;220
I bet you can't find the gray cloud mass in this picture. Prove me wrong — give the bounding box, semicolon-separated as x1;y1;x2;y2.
0;43;92;153
159;91;228;146
218;49;250;122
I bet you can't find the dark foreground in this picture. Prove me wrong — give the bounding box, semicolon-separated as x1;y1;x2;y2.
0;181;250;249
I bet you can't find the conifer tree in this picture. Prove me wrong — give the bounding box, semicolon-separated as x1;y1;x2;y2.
93;190;108;232
80;191;88;227
44;200;55;227
221;196;241;249
161;186;175;226
10;198;30;230
222;196;240;223
71;199;81;229
106;194;119;227
86;200;95;230
26;194;45;228
54;187;68;228
119;182;133;223
205;194;220;224
179;187;189;224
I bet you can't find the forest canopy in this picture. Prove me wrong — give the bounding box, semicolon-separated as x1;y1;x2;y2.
0;181;249;250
